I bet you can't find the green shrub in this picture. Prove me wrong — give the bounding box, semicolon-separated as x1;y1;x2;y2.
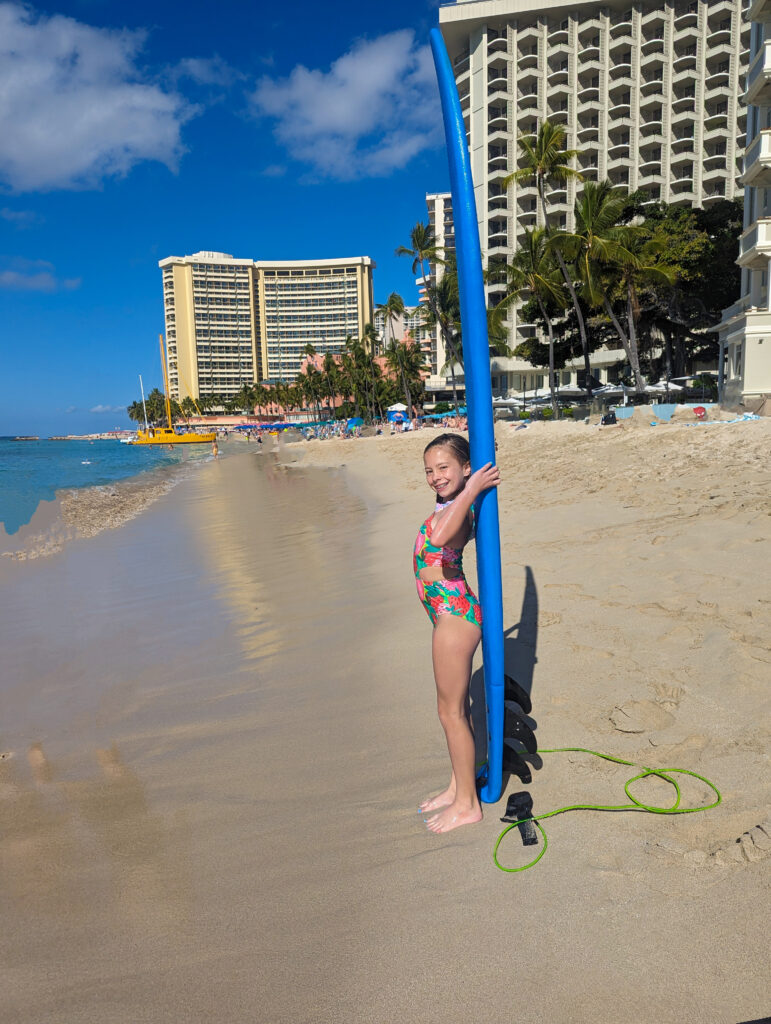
542;407;554;419
518;410;531;420
562;406;573;417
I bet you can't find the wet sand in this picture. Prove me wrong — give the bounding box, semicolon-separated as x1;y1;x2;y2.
1;424;770;1023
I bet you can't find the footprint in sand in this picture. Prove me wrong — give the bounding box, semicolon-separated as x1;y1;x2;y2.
610;700;676;733
653;683;685;711
685;820;771;867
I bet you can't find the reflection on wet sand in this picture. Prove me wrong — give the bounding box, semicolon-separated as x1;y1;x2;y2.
185;450;367;664
0;743;189;942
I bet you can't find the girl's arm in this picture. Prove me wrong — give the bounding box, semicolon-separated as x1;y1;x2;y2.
431;463;501;548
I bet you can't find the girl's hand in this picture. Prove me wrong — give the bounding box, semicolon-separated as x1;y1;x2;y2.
468;462;501;498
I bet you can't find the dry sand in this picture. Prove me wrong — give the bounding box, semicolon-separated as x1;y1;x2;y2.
1;419;769;1023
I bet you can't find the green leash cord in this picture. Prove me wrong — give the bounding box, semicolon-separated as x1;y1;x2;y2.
492;747;722;873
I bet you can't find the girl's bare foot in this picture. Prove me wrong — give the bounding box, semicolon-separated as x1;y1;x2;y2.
425;801;483;833
419;785;455;814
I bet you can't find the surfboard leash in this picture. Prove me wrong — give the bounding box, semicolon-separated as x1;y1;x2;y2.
491;747;721;873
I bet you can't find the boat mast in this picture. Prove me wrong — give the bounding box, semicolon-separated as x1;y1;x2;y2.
139;374;149;432
159;333;173;430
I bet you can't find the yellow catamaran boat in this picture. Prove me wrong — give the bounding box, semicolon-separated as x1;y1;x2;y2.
131;335;216;445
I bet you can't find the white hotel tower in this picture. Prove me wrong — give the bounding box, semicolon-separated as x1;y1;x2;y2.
439;0;750;352
717;0;771;405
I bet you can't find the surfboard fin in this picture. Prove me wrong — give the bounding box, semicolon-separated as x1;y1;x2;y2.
504;704;538;754
502;739;532;784
504;674;531;715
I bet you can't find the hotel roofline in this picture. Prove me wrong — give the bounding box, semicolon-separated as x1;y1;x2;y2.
159;252;374;269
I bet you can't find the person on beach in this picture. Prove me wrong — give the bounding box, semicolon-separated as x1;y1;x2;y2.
414;433;500;833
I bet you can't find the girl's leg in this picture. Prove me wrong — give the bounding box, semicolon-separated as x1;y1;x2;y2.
418;687;472;813
424;616;483;834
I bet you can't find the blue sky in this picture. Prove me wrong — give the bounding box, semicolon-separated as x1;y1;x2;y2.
0;0;450;436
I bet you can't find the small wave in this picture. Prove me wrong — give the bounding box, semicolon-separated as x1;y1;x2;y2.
1;458;204;563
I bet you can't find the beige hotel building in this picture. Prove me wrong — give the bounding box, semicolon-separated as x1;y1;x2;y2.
159;251;375;401
439;0;751;360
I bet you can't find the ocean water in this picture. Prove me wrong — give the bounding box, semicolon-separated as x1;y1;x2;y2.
0;438;212;535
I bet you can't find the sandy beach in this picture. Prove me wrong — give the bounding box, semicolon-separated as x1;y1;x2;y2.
1;418;769;1024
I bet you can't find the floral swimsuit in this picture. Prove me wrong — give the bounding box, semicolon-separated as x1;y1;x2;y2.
413;503;482;628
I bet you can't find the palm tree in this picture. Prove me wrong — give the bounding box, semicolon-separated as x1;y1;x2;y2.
385;339;428;418
180;396;198;420
374;293;405;355
550;180;639;391
322;351;339;419
422;257;513;416
395;221;453;382
497;228;568;417
504;121;592;399
601;228;675;395
420;269;463;416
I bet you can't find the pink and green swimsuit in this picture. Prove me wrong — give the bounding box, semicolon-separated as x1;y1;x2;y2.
413;504;482;628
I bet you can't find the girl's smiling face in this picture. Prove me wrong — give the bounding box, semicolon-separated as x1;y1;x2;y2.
423;445;471;502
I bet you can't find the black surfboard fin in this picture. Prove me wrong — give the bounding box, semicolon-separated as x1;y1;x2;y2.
504;674;531;715
502;739;532;784
504;704;538;755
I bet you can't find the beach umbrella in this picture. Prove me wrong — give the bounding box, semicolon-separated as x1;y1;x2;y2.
387;402;408;411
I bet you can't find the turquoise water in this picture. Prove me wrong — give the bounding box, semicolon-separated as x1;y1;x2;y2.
0;438;211;535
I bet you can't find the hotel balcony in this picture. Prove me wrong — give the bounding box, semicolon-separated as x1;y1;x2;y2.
737;218;771;269
674;5;699;30
707;19;733;44
745;40;771;106
577;92;600;112
609;15;633;37
742;129;771;188
641;38;665;56
488;127;509;146
748;0;771;21
517;46;539;69
577;121;600;141
488;30;508;53
578;43;600;62
673;51;698;72
641;75;665;96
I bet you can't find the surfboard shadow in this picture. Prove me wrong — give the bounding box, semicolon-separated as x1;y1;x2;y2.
471;564;540;791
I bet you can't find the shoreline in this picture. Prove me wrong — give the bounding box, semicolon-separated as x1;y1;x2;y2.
0;438;255;564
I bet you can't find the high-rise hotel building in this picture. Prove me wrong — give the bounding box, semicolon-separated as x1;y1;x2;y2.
717;0;771;404
439;0;750;348
159;251;375;401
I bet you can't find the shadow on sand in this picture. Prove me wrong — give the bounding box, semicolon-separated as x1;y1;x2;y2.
471;565;541;844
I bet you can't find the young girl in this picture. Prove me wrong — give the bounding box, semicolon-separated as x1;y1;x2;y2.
414;433;501;834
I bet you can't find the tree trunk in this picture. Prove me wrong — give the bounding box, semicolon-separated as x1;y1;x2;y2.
663;325;673;386
603;296;646;394
444;330;463;418
625;287;647;394
538;177;592;403
538;295;559;418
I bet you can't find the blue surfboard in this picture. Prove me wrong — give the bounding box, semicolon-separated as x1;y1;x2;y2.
430;28;505;804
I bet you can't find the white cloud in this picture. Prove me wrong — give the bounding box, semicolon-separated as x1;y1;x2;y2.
170;56;243;88
251;30;441;180
0;206;42;226
0;266;80;291
0;2;196;192
89;404;124;413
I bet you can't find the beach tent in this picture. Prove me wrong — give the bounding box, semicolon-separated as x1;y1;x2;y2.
347;417;364;428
